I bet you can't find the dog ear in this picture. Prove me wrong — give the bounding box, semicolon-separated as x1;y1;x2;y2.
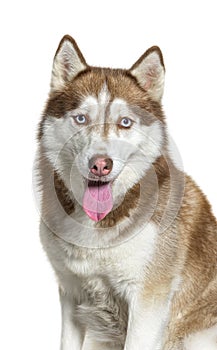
51;35;87;91
130;46;165;102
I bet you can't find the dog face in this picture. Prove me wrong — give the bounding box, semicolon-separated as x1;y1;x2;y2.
40;35;166;222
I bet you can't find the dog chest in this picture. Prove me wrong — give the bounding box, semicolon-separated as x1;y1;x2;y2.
64;222;158;293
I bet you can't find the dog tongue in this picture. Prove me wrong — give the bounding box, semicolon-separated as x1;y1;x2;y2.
83;182;113;221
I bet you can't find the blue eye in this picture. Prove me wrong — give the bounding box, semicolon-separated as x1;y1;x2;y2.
119;117;133;128
74;114;87;124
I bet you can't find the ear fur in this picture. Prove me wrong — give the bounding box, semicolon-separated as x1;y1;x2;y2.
130;46;165;101
51;35;87;91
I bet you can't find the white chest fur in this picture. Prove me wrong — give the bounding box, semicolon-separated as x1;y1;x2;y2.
41;221;158;345
60;222;157;291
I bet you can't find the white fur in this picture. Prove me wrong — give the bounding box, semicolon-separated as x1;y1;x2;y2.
41;90;164;226
40;219;184;350
167;134;184;172
60;292;85;350
40;221;161;349
184;324;217;350
130;51;165;101
51;39;86;91
37;43;217;350
38;88;216;349
124;299;167;350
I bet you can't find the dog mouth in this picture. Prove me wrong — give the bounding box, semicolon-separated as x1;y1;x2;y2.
82;179;113;222
87;179;110;186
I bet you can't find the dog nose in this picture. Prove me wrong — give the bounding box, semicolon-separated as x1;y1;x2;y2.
89;156;113;177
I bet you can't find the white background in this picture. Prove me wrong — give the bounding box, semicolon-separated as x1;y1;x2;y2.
1;1;217;349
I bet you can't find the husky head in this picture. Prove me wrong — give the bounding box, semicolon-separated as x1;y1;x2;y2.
39;35;167;223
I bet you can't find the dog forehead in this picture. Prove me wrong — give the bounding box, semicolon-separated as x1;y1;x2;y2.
98;83;111;106
77;84;110;121
79;84;129;118
72;68;141;106
109;98;129;116
83;84;110;107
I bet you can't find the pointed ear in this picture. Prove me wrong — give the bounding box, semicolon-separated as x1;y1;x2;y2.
130;46;165;102
51;35;87;91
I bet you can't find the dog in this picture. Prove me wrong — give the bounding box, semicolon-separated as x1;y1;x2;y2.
36;35;217;349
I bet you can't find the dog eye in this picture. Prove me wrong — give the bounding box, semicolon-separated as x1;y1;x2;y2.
119;117;133;128
73;114;87;125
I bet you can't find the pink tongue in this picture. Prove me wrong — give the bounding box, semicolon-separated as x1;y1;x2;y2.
83;182;113;222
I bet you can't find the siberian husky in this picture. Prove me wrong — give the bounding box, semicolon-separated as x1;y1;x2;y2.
36;35;217;349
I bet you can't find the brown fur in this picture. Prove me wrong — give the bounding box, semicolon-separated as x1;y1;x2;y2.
54;171;74;215
140;166;217;348
130;45;165;72
97;183;141;228
55;35;87;67
38;67;166;140
38;36;217;349
164;176;217;347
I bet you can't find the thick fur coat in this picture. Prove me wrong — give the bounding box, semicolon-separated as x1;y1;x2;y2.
36;35;217;350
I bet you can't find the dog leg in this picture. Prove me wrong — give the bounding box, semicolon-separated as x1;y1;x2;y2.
124;296;169;350
60;290;85;350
